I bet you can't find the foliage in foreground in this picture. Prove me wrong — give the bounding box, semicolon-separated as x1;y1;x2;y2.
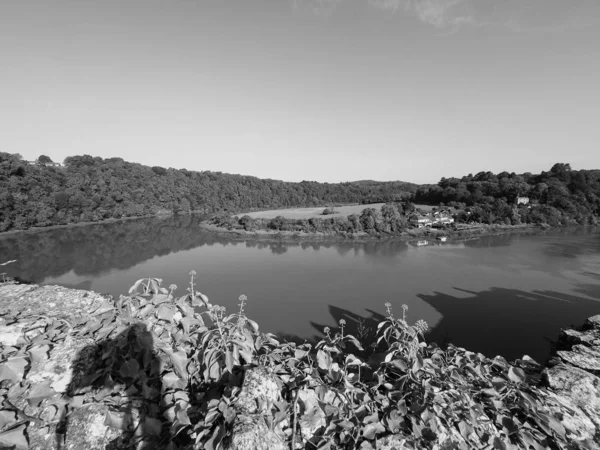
0;274;578;449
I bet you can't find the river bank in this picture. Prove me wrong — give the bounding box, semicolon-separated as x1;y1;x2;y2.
1;281;600;449
199;220;546;243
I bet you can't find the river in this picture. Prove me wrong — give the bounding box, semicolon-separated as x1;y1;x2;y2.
1;215;599;363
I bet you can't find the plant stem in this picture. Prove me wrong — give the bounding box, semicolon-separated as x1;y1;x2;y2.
291;386;301;450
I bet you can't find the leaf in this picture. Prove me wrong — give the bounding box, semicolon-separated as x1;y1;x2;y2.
162;371;183;388
26;381;56;407
28;344;51;366
0;357;28;383
119;360;140;379
345;354;365;367
157;305;175;322
246;319;259;332
362;422;385;440
317;349;332;371
128;279;146;294
164;350;188;381
91;298;114;316
105;410;130;430
143;417;162;436
508;367;526;384
0;424;28;450
0;410;18;429
176;408;191;426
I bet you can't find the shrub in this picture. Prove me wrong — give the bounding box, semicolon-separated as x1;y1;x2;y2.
322;207;337;215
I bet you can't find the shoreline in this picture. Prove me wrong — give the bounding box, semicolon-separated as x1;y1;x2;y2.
199;220;550;243
0;211;208;238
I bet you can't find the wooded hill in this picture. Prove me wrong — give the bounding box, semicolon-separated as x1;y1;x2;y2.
0;153;416;232
415;163;600;227
1;152;599;233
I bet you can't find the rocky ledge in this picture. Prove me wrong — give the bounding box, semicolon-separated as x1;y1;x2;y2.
2;283;600;449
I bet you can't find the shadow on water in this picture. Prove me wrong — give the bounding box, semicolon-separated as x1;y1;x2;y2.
419;286;600;364
276;284;600;366
58;323;170;449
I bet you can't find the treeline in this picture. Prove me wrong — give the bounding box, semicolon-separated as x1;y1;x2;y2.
415;163;600;226
0;153;416;232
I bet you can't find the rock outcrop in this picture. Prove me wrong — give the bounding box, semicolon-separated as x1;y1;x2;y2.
3;282;600;449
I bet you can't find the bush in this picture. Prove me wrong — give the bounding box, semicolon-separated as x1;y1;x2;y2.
321;207;337;215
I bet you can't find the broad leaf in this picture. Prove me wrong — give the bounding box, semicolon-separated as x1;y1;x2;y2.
0;357;28;383
119;359;140;379
26;381;56;407
143;417;162;436
0;424;28;450
317;349;332;371
508;367;526;384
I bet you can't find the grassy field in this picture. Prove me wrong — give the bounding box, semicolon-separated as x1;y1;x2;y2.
236;203;385;220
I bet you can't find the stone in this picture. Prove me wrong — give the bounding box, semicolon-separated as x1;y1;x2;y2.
225;367;286;450
545;364;600;429
543;390;597;446
586;315;600;330
0;323;25;346
560;329;600;347
233;366;281;415
557;345;600;371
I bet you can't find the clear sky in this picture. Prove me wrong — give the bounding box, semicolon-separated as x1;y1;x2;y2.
1;0;599;184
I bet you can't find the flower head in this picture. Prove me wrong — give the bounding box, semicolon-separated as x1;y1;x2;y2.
238;294;247;302
415;319;429;334
324;326;331;335
401;304;408;311
169;284;177;291
384;302;391;308
189;270;197;276
339;319;346;326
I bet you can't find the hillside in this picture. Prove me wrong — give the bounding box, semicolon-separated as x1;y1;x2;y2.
0;153;417;233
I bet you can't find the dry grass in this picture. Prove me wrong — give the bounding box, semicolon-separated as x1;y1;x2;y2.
236;203;386;220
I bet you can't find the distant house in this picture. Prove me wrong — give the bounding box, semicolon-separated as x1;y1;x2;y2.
516;196;530;205
432;211;455;225
409;214;433;228
25;160;62;167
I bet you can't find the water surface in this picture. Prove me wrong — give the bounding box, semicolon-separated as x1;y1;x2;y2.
2;215;599;363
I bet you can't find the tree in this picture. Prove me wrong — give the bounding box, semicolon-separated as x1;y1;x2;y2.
37;155;53;165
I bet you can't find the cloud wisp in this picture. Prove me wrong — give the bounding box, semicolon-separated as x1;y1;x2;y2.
292;0;600;32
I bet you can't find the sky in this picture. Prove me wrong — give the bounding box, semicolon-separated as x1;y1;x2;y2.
1;0;599;184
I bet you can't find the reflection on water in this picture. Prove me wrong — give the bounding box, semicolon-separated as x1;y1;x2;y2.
2;219;600;363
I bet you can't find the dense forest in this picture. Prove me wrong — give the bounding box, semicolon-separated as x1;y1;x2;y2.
415;163;600;227
1;152;599;233
0;153;416;232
